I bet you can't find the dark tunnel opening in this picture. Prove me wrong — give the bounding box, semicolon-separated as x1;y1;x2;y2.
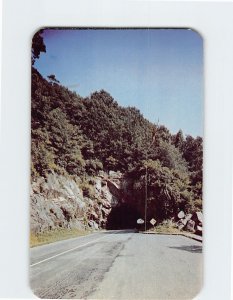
106;204;141;230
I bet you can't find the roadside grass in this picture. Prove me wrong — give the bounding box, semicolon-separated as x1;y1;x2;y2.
145;219;203;242
30;228;92;247
149;220;181;234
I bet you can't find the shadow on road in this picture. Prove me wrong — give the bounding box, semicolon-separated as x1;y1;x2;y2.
168;245;202;253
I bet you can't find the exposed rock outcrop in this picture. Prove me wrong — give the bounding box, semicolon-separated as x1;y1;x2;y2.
30;171;124;234
176;210;203;235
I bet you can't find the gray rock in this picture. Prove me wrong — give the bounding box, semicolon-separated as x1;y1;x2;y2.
30;172;124;234
195;211;203;223
88;220;99;230
181;214;192;226
186;220;196;232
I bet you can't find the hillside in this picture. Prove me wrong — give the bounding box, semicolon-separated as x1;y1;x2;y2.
31;67;203;237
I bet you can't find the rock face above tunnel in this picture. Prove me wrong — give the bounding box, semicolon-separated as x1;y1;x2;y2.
30;171;126;234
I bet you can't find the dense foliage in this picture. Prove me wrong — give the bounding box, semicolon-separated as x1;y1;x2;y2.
31;66;203;222
31;30;46;65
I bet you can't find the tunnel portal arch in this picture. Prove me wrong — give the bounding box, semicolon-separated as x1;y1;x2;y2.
106;203;141;230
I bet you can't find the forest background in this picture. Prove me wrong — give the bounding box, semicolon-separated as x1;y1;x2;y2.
31;29;203;239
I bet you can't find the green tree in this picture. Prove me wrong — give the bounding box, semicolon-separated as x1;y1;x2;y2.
129;159;192;221
155;140;188;174
172;129;184;151
32;29;46;65
31;66;203;219
47;74;60;84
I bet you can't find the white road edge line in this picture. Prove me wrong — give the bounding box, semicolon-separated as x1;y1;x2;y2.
30;234;108;267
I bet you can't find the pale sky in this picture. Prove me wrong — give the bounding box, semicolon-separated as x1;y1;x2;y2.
35;28;203;137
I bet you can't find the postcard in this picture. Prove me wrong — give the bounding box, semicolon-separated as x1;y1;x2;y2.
30;28;203;299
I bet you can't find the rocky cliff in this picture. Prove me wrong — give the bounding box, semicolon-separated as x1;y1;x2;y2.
30;171;124;234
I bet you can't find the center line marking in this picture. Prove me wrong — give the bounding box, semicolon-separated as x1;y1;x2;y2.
30;234;108;267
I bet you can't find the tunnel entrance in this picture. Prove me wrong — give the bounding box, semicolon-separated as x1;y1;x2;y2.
106;204;140;229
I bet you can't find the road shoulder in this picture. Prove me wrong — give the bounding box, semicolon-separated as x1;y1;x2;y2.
142;231;202;242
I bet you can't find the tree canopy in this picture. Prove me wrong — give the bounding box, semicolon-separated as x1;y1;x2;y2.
31;66;203;222
32;29;46;65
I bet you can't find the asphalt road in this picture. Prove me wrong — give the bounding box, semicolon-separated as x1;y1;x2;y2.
30;230;202;299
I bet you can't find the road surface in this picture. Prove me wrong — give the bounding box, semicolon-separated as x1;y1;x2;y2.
30;230;202;299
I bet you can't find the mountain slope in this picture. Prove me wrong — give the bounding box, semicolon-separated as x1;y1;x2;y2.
31;67;203;233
